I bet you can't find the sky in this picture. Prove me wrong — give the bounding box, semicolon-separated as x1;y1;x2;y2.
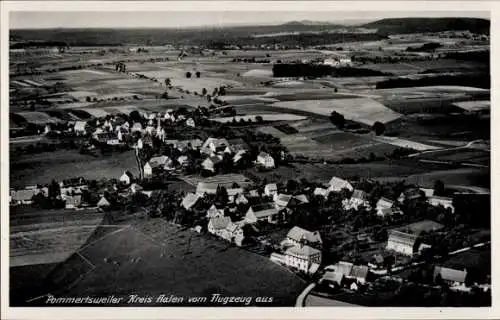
10;11;490;29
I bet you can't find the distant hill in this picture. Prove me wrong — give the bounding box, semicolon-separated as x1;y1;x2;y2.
362;17;490;35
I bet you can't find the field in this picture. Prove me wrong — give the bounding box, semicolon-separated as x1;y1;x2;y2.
404;168;490;189
17;219;306;306
211;114;307;123
180;173;253;188
272;98;402;125
10;150;139;187
414;148;490;166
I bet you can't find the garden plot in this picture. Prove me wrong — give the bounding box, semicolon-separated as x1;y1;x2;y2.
272;98;402;125
14;112;65;125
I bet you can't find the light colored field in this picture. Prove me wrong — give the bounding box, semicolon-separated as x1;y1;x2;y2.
14;112;64;125
55;102;95;109
272;98;402;125
257;126;289;138
373;136;442;151
242;69;273;77
211;114;307;123
453;100;490;112
80;108;110;118
181;173;252;187
220;95;280;105
64;91;98;99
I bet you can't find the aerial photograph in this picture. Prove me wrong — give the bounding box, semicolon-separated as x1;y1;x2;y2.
8;9;491;307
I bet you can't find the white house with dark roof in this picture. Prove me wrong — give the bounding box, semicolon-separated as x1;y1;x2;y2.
144;155;170;177
201;156;222;173
285;226;322;247
245;204;280;224
201;137;230;155
119;171;134;185
386;230;419;256
284;244;322;273
264;183;278;197
343;189;371;210
206;204;225;218
328;177;353;193
256;152;275;169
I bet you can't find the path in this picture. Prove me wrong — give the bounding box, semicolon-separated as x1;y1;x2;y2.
295;283;316;307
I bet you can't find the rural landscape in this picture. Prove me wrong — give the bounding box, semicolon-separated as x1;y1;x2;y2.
8;11;491;307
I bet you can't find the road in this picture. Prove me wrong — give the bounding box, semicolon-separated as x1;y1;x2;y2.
295;283;316;307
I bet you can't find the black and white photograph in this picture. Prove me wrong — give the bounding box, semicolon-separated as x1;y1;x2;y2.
2;0;495;316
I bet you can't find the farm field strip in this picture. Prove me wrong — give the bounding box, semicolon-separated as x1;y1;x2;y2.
210;114;307;123
180;173;252;187
373;136;442;151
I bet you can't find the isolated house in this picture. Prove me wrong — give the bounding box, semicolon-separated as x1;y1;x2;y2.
264;183;278;197
256;152;275;169
119;171;134;185
328;177;354;193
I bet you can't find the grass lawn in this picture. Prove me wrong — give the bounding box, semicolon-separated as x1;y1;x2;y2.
10;150;139;187
22;219;306;306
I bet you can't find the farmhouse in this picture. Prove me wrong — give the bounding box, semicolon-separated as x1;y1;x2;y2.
181;193;202;210
10;189;38;206
323;55;352;67
119;171;134;185
313;187;330;198
201;137;230;155
65;194;82;209
434;266;468;287
97;196;111;208
386;230;419;256
376;197;401;217
235;193;249;205
206;204;225;218
286;226;322;247
245;204;280;224
201;156;222;173
328;177;354;193
428;196;455;213
93;132;120;145
398;188;423;204
321;271;345;287
284;244;322;274
196;182;218;196
74;121;87;135
207;216;232;238
226;222;246;246
343;189;371;210
131;122;143;133
225;138;249;154
144;155;170;177
264;183;278;197
256;152;275;169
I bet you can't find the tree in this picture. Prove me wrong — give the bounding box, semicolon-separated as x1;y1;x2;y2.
202;88;207;96
372;121;386;135
255;115;264;123
161;92;169;99
195;71;201;78
434;180;445;196
185;72;192;78
129;110;141;122
164;78;171;87
329;111;345;129
218;86;226;96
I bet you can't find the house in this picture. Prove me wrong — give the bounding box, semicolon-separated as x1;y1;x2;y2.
284;244;322;273
343;189;371;210
131;122;143;133
226;222;245;246
93;132;120;145
181;193;202;210
376;197;400;217
232;150;247;164
368;254;386;270
349;265;369;284
420;188;435;197
65;194;82;209
10;189;38;206
119;171;134;185
235;193;249;205
386;230;419;256
196;182;218;196
177;155;189;166
245;204;280;224
74;121;87;135
274;193;308;211
201;156;222;173
206;204;225;218
144;156;170;177
314;187;330;198
434;266;467;287
270;252;287;265
321;271;345;287
428;196;455;213
207;216;232;238
256;152;275;169
225;138;249;154
130;183;143;194
227;188;244;202
328;261;369;285
286;226;322;247
201;137;230;155
378;207;403;218
97;196;111;208
398;188;423;204
264;183;278;197
186;118;195;127
328;176;353;193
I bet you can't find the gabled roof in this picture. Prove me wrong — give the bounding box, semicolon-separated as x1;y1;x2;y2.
148;155;170;168
434;266;467;283
209;216;232;230
258;151;272;159
287;226;322;244
322;271;344;284
181;193;201;210
376;197;394;209
388;230;418;246
275;194;293;207
265;183;278;191
196;182;218;195
97;196;111;207
247;204;279;219
333;261;354;276
294;194;309;204
314;187;329;197
351;189;368;201
328;177;352;190
10;189;37;201
227;188;244;197
285;244;321;258
121;171;134;179
350;265;369;279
